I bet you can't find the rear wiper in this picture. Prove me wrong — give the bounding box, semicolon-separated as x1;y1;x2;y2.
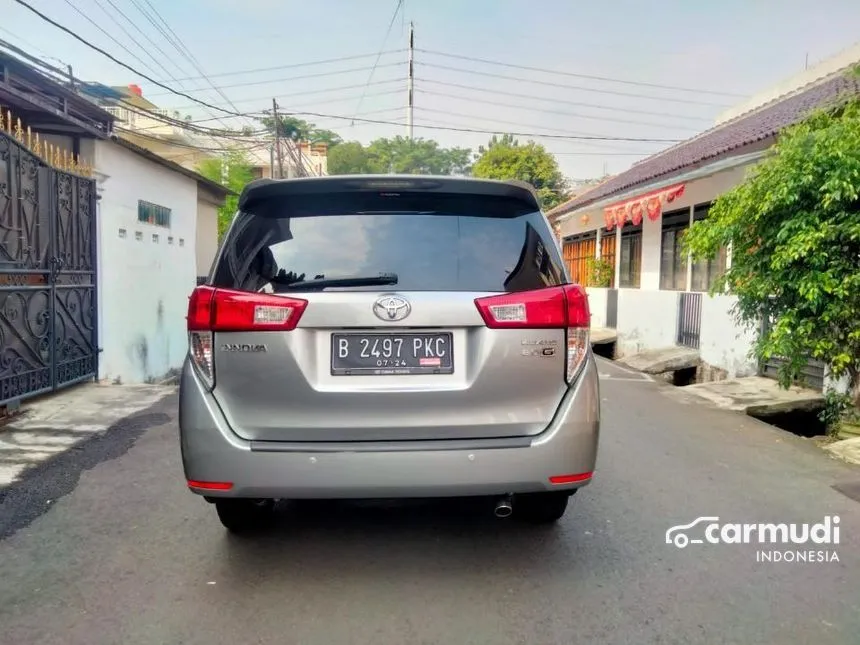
275;272;398;290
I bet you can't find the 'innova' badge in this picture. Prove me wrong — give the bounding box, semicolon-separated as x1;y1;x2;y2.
373;295;411;322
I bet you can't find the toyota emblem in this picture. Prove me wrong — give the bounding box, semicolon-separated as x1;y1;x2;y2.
373;295;411;322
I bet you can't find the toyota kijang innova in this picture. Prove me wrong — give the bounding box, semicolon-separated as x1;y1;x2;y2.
180;175;600;533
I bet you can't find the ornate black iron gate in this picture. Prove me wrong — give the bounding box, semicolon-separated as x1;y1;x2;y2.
0;130;98;406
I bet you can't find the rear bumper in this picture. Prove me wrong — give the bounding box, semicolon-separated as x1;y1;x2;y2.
179;356;600;499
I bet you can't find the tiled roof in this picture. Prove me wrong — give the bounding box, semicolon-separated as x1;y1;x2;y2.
546;179;610;218
559;70;860;214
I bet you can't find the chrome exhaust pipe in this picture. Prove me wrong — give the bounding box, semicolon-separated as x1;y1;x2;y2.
494;496;513;518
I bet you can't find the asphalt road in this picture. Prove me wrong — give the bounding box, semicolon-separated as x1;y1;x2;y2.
1;358;858;645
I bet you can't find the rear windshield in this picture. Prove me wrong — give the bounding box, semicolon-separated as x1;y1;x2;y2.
212;204;567;293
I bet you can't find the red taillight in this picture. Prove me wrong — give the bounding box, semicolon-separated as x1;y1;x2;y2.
187;286;216;330
549;472;593;485
474;285;590;329
187;480;234;491
186;287;308;332
186;287;308;391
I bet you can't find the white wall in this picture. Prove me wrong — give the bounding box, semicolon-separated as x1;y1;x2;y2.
95;140;197;383
615;289;679;357
585;287;608;328
698;295;758;377
196;196;218;277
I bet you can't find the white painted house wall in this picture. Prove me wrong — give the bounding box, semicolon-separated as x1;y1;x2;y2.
94;140;197;383
560;153;769;377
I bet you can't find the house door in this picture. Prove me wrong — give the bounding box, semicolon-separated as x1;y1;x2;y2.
0;130;98;405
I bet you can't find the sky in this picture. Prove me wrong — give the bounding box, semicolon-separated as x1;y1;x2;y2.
4;0;860;181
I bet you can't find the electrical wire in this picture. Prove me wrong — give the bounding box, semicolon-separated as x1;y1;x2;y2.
352;0;404;120
3;4;689;144
128;0;255;130
11;0;244;117
279;109;684;142
110;99;268;138
416;62;734;107
80;0;236;136
168;81;405;111
416;89;701;131
165;50;405;82
59;0;166;78
417;78;711;122
147;62;402;96
409;113;663;154
114;126;267;152
417;48;746;97
414;106;677;140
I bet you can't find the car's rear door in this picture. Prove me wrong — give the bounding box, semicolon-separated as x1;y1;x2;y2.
198;178;587;443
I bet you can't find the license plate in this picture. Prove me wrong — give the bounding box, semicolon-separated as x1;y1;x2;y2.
331;333;454;375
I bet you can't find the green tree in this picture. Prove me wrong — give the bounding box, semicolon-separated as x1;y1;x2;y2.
326;137;472;175
472;135;568;210
684;95;860;407
259;115;342;147
196;150;254;240
328;141;375;175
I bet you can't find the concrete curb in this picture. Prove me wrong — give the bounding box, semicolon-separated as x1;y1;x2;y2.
823;437;860;466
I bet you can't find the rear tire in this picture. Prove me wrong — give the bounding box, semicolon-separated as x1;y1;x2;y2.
214;499;275;534
516;492;571;524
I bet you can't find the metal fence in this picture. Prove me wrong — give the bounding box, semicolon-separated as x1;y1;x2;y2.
677;292;703;349
0;128;98;405
606;288;618;328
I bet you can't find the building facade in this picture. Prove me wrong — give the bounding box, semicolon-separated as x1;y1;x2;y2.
551;60;860;389
0;48;229;400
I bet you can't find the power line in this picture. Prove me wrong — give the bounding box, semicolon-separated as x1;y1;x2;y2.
280;109;684;142
110;99;268;138
169;81;404;111
163;50;406;82
417;78;711;122
128;0;255;129
548;151;651;156
415;106;675;140
147;62;402;96
352;0;404;120
74;0;235;135
2;4;688;144
408;113;663;153
416;89;701;131
114;127;268;152
416;62;734;107
11;0;244;117
59;0;166;78
417;48;746;98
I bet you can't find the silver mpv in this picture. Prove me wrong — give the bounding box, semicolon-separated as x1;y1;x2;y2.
180;175;600;532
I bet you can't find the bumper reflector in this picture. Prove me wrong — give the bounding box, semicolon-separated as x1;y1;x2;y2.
187;480;234;491
549;472;593;485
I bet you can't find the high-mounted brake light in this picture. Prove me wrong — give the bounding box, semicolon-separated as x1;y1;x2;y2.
186;287;308;390
474;285;591;383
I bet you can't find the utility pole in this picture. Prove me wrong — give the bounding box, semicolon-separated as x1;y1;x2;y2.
272;98;284;179
407;21;414;140
269;144;275;180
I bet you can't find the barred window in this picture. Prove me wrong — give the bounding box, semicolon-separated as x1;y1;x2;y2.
618;224;642;288
138;200;171;227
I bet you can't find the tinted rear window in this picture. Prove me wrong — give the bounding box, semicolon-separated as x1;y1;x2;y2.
212;202;566;293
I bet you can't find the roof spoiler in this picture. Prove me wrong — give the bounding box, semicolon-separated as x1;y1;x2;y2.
237;175;541;212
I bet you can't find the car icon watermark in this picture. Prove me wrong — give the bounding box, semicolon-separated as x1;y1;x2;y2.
665;515;841;563
665;516;720;548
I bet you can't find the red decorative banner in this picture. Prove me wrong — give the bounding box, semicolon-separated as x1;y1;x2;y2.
603;183;686;227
